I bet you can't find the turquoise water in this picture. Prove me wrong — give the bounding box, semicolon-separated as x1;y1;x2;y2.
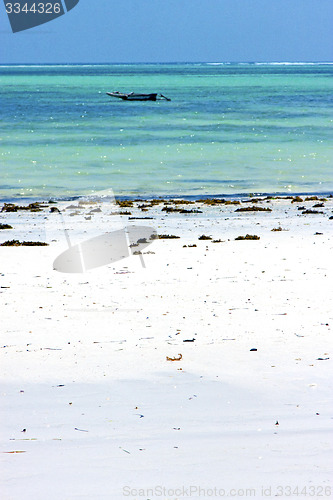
0;63;332;200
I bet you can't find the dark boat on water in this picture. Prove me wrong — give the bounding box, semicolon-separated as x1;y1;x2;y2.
106;92;171;101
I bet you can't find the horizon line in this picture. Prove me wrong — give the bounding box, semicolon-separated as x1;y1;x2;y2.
1;60;333;66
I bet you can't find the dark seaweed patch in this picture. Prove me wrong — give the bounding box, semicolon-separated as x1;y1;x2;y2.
198;235;212;240
157;234;180;239
1;202;46;213
235;206;272;212
291;196;303;203
0;240;48;246
301;210;324;215
235;234;260;240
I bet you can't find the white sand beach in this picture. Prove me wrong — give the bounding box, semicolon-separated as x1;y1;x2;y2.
1;196;333;499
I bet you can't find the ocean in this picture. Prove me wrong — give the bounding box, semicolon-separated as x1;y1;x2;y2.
0;62;332;201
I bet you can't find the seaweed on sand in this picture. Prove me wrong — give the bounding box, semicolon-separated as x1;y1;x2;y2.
235;206;272;212
0;240;49;246
235;234;260;240
116;200;133;208
157;234;180;239
1;202;46;212
197;198;240;206
301;209;324;215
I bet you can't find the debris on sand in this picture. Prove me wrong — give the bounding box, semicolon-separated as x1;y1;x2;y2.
0;240;49;247
158;234;180;239
235;206;272;212
1;202;46;212
166;354;182;361
301;209;324;215
235;234;260;240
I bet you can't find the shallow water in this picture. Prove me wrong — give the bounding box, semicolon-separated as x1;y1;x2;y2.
0;63;332;200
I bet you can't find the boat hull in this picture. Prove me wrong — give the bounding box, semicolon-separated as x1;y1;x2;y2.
106;92;158;101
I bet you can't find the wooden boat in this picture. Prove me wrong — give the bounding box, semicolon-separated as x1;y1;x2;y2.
106;92;170;101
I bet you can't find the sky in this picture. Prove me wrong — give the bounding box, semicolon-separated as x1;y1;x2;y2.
0;0;332;63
